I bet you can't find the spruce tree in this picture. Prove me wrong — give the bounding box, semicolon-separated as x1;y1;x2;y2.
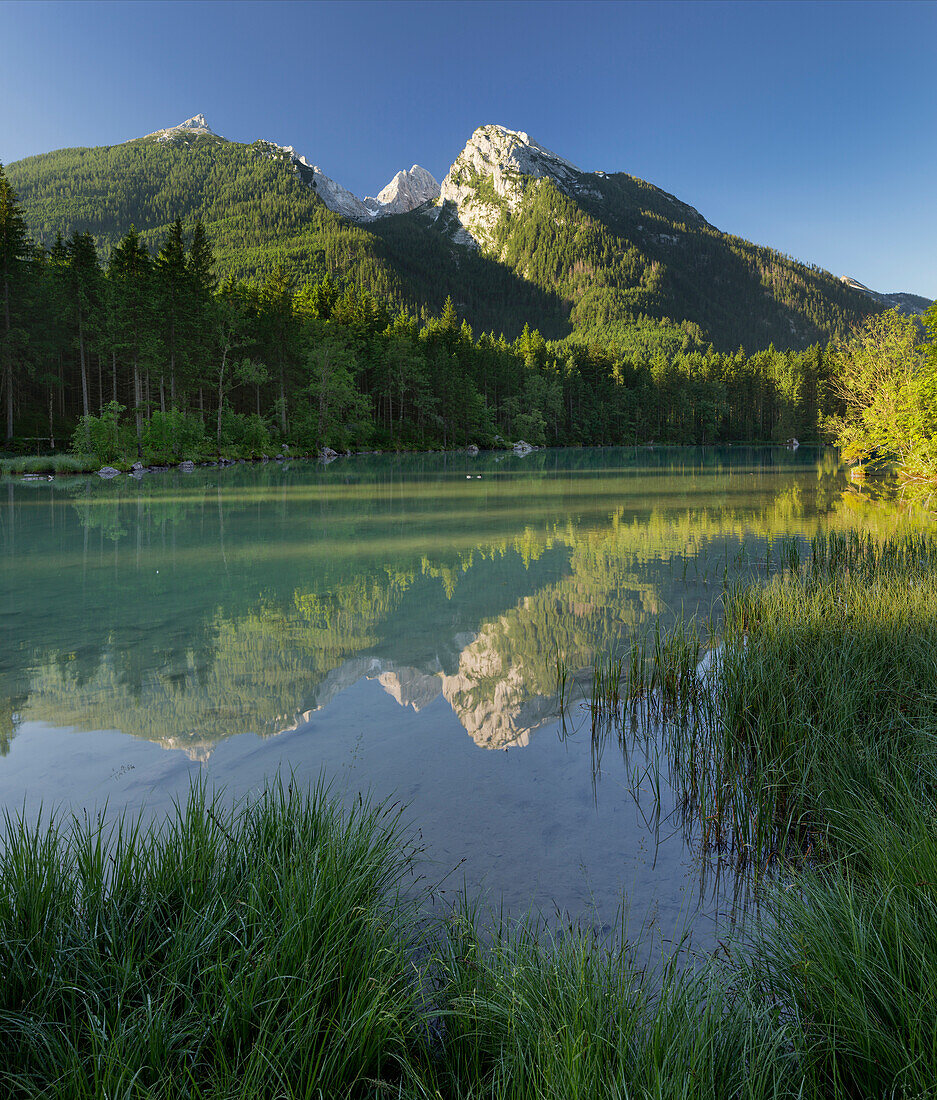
0;163;31;442
156;218;187;409
66;232;102;422
108;228;155;453
257;266;298;436
186;220;215;414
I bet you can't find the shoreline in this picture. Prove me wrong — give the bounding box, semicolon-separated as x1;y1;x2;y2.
1;438;823;482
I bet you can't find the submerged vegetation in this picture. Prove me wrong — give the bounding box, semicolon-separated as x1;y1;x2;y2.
4;529;937;1096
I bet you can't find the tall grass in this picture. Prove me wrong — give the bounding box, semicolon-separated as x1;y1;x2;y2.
589;531;937;865
579;529;937;1098
0;454;97;476
428;528;937;1100
753;779;937;1099
6;530;937;1097
423;908;799;1100
708;530;937;861
0;779;428;1098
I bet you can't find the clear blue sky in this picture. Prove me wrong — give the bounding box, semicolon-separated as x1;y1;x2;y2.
2;0;935;298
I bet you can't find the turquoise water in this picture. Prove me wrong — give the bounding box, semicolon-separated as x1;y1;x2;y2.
0;447;880;940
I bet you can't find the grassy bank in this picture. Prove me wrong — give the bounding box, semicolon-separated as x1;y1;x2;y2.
4;531;937;1097
0;454;100;476
0;782;428;1098
0;780;800;1100
586;529;937;1097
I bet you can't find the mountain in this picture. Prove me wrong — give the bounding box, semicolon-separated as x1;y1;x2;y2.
6;117;927;351
2;117;581;340
143;115;439;221
364;165;439;216
838;276;932;317
263;144;438;221
147;113;218;142
422;124;917;350
437;125;607;246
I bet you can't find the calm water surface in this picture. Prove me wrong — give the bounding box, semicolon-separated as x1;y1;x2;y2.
0;447;900;944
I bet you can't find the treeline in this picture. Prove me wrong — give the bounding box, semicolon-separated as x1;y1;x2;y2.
5;135;576;341
2;165;838;461
7;129;888;357
474;170;882;352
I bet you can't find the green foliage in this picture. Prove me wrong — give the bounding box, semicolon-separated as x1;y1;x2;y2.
2;149;931;460
7;470;937;1093
467;170;883;354
0;779;427;1097
712;532;937;856
1;161;33;442
757;786;937;1099
717;532;937;1098
216;407;272;457
294;324;370;449
830;308;937;482
6;129;891;357
585;529;937;1098
71;401;132;464
142;408;209;462
0;454;93;476
430;911;797;1100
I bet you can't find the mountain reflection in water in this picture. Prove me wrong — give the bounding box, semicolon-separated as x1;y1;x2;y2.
0;448;923;932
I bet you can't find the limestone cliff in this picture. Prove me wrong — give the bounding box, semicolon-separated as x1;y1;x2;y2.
436;124;601;247
365;165;440;217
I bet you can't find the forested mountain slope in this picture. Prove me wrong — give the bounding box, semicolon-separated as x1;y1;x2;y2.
432;125;885;351
5;132;573;340
5;119;903;351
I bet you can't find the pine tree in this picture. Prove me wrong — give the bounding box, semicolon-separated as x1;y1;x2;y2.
186;220;216;413
257;266;298;436
66;232;102;422
156;219;186;409
0;163;31;442
108;228;156;453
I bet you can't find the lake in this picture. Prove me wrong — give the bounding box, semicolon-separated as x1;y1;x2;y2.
0;446;896;946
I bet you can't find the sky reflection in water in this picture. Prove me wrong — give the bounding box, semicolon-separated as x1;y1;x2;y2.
0;447;908;943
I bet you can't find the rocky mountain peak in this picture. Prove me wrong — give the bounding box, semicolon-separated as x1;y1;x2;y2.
365;165;439;217
839;276;933;317
180;113;212;132
148;114;219;143
253;142;438;222
437;124;600;247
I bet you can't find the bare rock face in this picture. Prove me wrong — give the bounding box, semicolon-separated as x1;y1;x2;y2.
364;165;440;216
259;141;438;222
142;116;438;224
305;162;374;220
301;160;439;221
437;124;600;247
148;113;219;143
253;142;374;220
374;665;442;712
